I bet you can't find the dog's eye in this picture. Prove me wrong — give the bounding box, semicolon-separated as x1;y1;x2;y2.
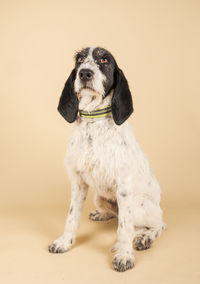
100;57;108;64
77;57;84;63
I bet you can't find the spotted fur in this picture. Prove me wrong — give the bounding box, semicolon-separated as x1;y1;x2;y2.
49;47;166;272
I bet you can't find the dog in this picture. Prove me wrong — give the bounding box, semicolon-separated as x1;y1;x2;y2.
49;47;166;272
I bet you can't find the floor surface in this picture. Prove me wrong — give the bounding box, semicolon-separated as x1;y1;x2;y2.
1;197;200;284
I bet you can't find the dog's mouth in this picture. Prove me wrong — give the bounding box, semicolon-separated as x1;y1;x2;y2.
77;88;104;111
80;79;96;90
80;85;95;92
77;85;103;100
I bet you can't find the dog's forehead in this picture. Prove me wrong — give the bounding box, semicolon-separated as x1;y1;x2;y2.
92;47;114;59
75;47;90;59
75;47;115;61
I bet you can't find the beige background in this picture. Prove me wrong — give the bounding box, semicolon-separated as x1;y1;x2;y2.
1;0;200;283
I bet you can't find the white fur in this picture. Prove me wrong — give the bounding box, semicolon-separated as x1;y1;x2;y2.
49;48;166;271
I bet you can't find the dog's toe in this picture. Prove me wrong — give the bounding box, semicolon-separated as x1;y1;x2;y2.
48;243;56;253
48;235;73;253
48;242;67;253
112;254;134;272
89;210;100;220
134;234;152;251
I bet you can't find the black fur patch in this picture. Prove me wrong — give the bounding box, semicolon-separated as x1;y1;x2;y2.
57;69;78;123
92;47;116;95
75;48;90;67
120;192;127;197
111;68;133;125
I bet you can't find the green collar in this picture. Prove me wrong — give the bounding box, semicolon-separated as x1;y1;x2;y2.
79;106;112;119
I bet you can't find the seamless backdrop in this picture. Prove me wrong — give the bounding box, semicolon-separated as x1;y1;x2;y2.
1;0;200;283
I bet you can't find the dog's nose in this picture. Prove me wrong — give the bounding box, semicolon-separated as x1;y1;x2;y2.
79;69;94;81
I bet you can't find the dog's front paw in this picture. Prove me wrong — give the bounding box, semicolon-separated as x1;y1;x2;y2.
112;252;134;272
48;235;74;254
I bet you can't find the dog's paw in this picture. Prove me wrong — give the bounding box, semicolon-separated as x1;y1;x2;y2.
134;234;152;251
112;252;134;272
89;210;115;221
48;235;74;254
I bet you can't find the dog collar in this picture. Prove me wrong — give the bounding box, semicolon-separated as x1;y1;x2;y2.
79;106;112;119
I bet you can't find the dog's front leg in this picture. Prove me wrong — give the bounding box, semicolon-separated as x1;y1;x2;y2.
112;187;135;272
49;181;88;253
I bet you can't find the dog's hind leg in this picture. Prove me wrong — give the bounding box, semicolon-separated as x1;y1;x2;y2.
128;195;166;251
89;195;118;221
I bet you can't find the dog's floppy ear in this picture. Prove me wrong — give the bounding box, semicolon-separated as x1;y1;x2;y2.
57;69;78;123
111;68;133;125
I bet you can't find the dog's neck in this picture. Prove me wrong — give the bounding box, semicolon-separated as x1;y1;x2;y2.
78;89;113;112
76;89;113;123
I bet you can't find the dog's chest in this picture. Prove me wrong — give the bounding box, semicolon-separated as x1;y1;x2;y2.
66;119;125;193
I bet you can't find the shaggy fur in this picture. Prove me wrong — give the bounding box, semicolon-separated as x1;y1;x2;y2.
49;47;166;272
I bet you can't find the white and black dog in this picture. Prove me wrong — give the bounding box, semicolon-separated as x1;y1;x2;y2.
49;47;166;272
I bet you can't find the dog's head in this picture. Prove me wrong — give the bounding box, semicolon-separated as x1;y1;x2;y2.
58;47;133;125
